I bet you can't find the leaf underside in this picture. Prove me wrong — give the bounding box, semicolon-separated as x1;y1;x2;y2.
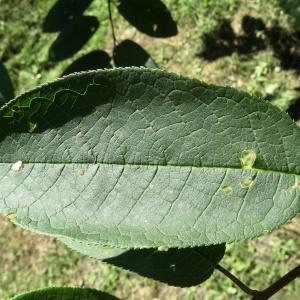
0;68;299;249
10;287;118;300
60;237;225;287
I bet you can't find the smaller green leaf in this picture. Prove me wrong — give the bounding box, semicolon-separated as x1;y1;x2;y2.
60;238;226;287
10;287;119;300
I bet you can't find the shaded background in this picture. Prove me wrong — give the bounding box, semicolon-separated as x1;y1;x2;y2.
0;0;300;299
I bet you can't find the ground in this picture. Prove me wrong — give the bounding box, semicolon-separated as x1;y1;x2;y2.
0;0;300;299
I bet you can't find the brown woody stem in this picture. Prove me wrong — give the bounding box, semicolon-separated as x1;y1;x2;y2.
107;0;117;48
216;263;300;300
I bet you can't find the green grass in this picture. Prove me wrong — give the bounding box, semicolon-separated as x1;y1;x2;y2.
1;0;300;299
0;0;109;95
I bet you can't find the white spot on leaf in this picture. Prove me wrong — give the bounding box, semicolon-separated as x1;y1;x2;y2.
158;246;169;252
169;264;176;272
12;161;23;172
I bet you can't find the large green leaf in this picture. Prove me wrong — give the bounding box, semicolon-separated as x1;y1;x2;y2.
10;287;119;300
60;237;225;287
0;68;299;248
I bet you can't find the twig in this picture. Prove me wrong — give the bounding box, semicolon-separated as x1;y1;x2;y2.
253;264;300;300
216;264;300;300
216;264;259;297
107;0;117;48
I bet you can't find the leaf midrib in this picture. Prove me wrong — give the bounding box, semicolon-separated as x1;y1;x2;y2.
1;161;298;177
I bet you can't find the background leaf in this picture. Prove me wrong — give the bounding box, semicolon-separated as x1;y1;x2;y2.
0;68;299;249
60;238;226;287
10;287;119;300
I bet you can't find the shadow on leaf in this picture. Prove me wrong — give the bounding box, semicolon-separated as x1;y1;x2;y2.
113;39;158;67
43;0;94;32
117;0;178;38
60;237;225;287
62;51;112;76
49;16;99;61
0;62;14;105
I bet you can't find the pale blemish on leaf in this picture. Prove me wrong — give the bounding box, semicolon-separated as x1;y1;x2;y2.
240;150;256;169
78;170;85;176
12;161;23;172
169;264;176;272
158;246;169;252
240;178;254;189
222;186;233;195
292;178;300;189
6;213;16;220
28;122;37;133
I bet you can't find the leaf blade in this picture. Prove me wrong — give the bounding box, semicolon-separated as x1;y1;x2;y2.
0;68;299;248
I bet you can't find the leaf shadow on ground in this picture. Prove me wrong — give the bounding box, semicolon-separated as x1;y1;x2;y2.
0;62;14;105
49;16;100;61
60;237;226;287
287;88;300;122
117;0;178;38
62;51;112;76
197;15;300;74
104;245;225;287
113;39;157;68
42;0;94;33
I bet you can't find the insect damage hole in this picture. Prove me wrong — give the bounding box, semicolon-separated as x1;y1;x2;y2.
240;150;256;169
12;161;24;172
